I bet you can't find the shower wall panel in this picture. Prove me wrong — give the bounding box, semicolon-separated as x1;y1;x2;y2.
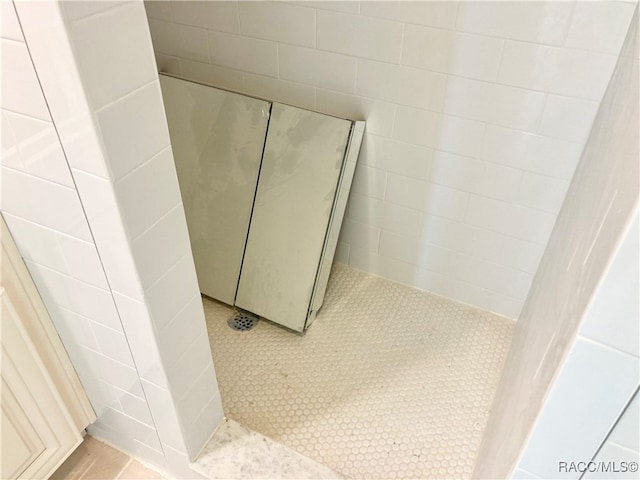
159;74;270;305
235;104;352;331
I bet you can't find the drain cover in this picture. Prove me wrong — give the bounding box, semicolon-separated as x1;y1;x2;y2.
227;311;259;331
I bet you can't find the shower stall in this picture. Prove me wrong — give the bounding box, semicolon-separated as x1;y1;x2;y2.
1;1;637;479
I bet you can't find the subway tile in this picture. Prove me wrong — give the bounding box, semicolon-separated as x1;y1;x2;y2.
99;407;162;452
385;174;468;220
171;0;239;34
290;1;359;15
176;364;220;429
279;44;357;93
145;253;201;330
350;164;387;199
12;1;110;180
449;254;533;300
346;194;422;238
183;395;224;458
443;76;546;132
465;194;556;244
245;74;315;110
87;421;138;458
72;171;144;298
1;1;23;41
402;25;504;81
414;269;458;303
96;81;170;180
24;260;122;330
165;333;213;396
356;59;446;111
133;441;168;471
419;214;503;260
69;3;157;108
130;204;191;288
393;106;486;158
56;235;110;290
315;89;395;136
1;39;50;121
115;387;155;427
360;1;459;29
140;380;187;452
0;167;92;241
608;393;639;452
180;60;244;91
379;231;451;274
481;125;583;180
579;219;639;358
455;1;573;45
162;444;204;478
538;95;600;143
493;235;546;274
148;20;209;63
5;111;74;187
155;53;181;75
565;1;635;55
359;134;432;180
157;295;208;367
63;1;128;21
512;468;541;479
115;147;182;239
143;1;173;22
429;150;522;202
497;41;618;100
518;339;639;478
338;218;381;252
1;111;22;169
89;349;145;399
47;306;100;352
334;242;350;264
348;246;417;286
208;30;277;77
239;1;315;47
515;172;570;214
317;10;402;62
445;279;524;319
584;441;640;479
112;293;168;388
91;322;136;368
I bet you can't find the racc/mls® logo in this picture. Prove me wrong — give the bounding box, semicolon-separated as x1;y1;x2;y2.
558;461;639;474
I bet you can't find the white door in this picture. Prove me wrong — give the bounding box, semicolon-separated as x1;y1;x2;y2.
1;218;95;478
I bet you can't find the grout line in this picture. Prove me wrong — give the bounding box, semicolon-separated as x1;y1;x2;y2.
158;292;202;332
129;200;184;244
113;145;172;185
576;334;640;360
94;77;158;113
0;163;78;191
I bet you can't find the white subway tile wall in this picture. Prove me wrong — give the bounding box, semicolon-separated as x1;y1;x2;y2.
476;9;638;477
5;1;222;475
1;0;163;463
144;0;634;319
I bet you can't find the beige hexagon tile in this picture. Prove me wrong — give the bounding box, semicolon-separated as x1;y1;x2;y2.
204;264;514;479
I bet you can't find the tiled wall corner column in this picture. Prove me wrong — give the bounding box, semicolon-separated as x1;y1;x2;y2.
514;216;639;479
9;0;223;473
143;0;635;319
474;7;639;478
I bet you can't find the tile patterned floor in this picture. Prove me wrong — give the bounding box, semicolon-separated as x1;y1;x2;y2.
50;436;163;479
204;263;515;479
